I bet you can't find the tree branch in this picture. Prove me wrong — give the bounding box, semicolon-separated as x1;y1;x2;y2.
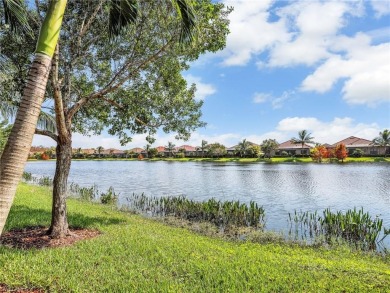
67;38;174;120
35;129;58;142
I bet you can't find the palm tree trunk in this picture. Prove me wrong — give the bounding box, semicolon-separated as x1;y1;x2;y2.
0;53;52;234
48;137;72;238
0;0;68;236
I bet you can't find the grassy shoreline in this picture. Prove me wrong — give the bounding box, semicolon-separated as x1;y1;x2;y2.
1;184;389;292
28;156;390;163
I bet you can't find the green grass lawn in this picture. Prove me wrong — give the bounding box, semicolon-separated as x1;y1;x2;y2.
1;184;389;292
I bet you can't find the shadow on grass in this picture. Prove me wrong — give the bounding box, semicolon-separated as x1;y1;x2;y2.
5;205;126;231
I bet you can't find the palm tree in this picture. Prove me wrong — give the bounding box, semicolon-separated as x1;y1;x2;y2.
76;147;82;158
0;1;31;34
0;0;197;237
373;129;390;157
166;142;176;157
236;139;250;158
96;146;104;158
123;150;130;159
0;0;67;236
144;144;151;158
291;130;314;156
199;139;208;158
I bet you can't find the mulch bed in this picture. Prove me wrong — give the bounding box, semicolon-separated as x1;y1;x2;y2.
0;284;44;293
0;226;101;292
0;226;101;250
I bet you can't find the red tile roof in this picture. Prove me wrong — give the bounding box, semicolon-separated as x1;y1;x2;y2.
129;148;144;153
278;140;311;149
331;136;373;147
156;146;166;152
176;145;197;151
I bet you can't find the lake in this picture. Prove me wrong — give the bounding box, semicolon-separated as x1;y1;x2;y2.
25;160;390;236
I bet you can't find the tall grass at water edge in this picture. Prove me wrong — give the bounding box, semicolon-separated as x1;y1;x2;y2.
22;172;118;205
289;208;389;251
126;193;265;229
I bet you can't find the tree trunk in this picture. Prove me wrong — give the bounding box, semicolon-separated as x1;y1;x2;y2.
0;53;52;235
48;136;72;238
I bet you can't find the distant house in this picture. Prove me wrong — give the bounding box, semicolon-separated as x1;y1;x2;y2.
129;148;144;155
226;145;237;156
83;149;96;157
155;146;166;157
226;141;260;156
330;136;385;156
176;145;197;157
277;140;311;156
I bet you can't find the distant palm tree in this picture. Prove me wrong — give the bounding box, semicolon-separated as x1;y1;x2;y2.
197;139;208;157
96;146;104;158
291;130;314;156
144;144;151;158
373;129;390;157
237;139;250;157
166;142;176;157
123;150;130;159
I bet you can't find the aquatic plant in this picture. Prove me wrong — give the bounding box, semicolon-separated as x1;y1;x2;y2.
126;194;265;229
69;182;99;201
37;176;53;186
288;207;388;250
100;187;119;205
22;172;32;181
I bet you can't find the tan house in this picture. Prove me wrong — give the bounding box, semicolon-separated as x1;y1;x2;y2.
277;140;311;156
330;136;385;156
176;145;197;157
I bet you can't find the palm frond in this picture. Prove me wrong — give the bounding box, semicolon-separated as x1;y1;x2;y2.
0;101;16;120
37;111;56;133
172;0;196;43
108;0;138;39
1;0;32;35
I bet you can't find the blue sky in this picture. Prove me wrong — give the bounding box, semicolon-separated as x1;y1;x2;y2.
34;0;390;149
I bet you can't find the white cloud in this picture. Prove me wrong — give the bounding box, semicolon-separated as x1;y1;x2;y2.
370;0;390;18
219;1;390;107
32;135;57;148
268;1;358;67
275;116;380;144
185;74;217;101
253;92;270;104
301;38;390;106
221;0;289;66
183;131;240;147
252;90;296;109
272;90;296;109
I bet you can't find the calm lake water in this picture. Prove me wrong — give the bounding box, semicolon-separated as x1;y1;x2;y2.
25;160;390;235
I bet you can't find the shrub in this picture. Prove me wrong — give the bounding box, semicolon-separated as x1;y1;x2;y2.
100;187;119;205
352;148;364;158
22;172;32;181
41;153;50;160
